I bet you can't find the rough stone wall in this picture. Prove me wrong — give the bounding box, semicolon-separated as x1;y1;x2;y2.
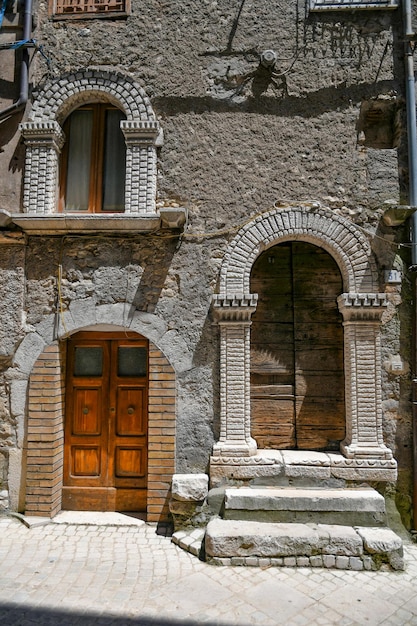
0;1;414;524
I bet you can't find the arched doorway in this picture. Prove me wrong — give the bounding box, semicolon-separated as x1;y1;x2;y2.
24;314;178;521
250;242;345;451
63;331;149;512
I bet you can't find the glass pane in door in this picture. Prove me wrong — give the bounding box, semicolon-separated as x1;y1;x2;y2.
118;347;147;377
74;347;103;377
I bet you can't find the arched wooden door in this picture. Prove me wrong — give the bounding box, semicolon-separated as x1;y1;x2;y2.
250;242;345;450
63;331;148;512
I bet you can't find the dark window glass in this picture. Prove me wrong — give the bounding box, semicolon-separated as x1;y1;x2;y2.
118;347;147;377
74;347;103;376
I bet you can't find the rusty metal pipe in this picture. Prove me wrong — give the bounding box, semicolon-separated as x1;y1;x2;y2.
0;0;33;121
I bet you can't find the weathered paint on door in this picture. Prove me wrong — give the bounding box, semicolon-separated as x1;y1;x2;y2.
63;332;148;511
250;242;345;450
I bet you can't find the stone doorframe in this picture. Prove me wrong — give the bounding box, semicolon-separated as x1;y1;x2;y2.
211;204;397;484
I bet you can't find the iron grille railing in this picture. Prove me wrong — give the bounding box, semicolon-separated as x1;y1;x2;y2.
53;0;126;15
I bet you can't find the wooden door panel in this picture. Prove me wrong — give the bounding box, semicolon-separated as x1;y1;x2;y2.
116;387;146;435
115;447;145;477
72;446;101;476
251;397;296;448
73;387;102;435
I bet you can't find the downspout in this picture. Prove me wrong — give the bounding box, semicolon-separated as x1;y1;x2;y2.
404;0;417;530
0;0;33;121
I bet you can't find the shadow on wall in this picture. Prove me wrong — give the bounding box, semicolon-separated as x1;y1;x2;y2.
0;605;229;625
153;80;396;118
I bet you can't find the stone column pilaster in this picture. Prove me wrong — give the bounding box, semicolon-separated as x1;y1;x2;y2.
121;120;160;215
337;293;392;460
212;294;258;457
20;122;65;215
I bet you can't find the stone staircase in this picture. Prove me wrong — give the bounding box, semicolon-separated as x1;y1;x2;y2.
172;484;405;570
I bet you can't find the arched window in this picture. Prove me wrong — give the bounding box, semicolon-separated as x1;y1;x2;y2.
60;104;126;213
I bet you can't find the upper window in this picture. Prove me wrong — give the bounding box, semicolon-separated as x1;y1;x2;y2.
60;104;126;213
50;0;130;19
309;0;398;9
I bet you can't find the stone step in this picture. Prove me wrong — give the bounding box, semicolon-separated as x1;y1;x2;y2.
223;486;387;526
204;518;404;570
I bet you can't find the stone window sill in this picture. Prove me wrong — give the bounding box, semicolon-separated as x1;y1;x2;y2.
11;208;187;235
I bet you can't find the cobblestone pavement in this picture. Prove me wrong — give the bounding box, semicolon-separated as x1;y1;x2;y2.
1;514;417;626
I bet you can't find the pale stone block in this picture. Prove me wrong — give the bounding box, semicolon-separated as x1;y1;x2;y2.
129;311;168;343
320;524;363;556
33;315;57;345
158;329;193;373
309;555;323;567
8;448;23;511
285;465;331;479
330;467;397;482
362;556;375;571
323;554;336;568
283;557;297;567
13;332;46;375
68;298;97;330
205;519;324;558
10;380;29;422
336;556;350;569
96;303;128;327
0;490;9;510
281;450;330;466
171;474;209;502
356;527;404;570
349;557;364;570
356;527;403;554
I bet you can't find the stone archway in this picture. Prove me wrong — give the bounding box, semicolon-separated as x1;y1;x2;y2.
8;302;193;519
24;331;176;521
211;204;397;485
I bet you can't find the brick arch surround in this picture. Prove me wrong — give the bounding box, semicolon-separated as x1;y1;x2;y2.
24;335;176;522
29;69;155;123
211;204;397;484
20;69;160;216
219;205;378;294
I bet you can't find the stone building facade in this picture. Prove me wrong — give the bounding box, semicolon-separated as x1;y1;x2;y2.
0;0;415;530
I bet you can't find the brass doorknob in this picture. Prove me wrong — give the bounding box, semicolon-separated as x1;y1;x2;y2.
127;407;134;414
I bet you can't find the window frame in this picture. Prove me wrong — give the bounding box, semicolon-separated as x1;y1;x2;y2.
49;0;131;20
59;103;127;215
309;0;398;10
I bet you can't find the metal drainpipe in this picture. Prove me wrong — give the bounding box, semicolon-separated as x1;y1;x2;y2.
0;0;33;121
404;0;417;530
